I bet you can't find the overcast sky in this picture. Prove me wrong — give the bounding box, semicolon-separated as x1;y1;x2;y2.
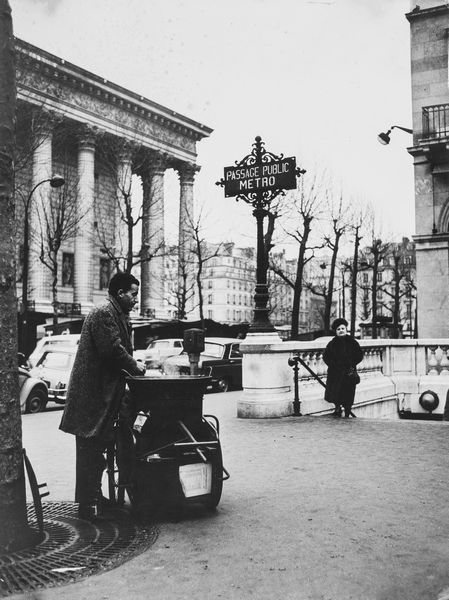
10;0;413;251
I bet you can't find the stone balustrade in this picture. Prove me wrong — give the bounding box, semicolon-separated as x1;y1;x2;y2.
239;335;449;419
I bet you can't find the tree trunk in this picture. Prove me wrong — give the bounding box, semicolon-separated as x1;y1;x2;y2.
0;0;37;551
371;257;378;339
350;226;361;337
52;267;59;326
324;232;341;332
290;220;310;340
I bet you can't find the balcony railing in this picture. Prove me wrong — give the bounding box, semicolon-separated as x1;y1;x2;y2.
422;103;449;139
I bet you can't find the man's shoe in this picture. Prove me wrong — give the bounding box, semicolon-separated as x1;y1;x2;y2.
78;502;103;521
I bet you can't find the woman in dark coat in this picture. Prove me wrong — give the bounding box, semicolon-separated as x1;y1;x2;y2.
323;318;363;418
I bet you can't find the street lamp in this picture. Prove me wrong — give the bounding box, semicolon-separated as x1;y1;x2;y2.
216;137;305;333
377;125;413;145
20;174;65;355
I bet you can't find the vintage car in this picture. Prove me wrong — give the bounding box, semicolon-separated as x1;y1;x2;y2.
134;338;184;370
19;366;49;414
29;346;77;405
28;333;80;367
162;337;242;392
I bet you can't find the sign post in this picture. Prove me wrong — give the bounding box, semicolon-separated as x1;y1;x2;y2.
217;136;305;333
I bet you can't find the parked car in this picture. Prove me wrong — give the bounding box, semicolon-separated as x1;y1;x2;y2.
29;346;77;405
28;333;80;367
134;338;184;370
162;337;242;392
19;366;49;414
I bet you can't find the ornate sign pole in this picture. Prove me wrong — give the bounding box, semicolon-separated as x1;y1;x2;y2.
217;136;305;334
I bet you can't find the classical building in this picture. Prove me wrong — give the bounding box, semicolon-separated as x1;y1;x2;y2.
14;38;212;341
407;2;449;337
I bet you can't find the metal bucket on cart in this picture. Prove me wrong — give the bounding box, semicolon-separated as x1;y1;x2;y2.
107;374;230;518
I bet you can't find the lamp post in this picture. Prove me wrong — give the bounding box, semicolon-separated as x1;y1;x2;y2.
217;136;305;333
20;174;65;355
377;125;413;145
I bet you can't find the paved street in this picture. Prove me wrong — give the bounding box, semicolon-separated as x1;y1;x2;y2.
13;392;449;600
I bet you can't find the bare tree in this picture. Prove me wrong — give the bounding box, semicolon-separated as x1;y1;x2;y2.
269;174;325;339
0;0;37;551
380;239;416;338
308;194;349;332
37;165;85;325
95;138;165;274
362;235;390;339
171;251;196;320
341;204;368;336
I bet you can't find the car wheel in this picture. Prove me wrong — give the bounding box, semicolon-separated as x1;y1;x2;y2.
25;388;47;414
215;377;229;393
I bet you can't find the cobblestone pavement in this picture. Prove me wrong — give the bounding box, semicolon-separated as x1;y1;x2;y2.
12;393;449;600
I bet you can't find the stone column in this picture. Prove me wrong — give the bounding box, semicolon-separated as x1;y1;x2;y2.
140;155;167;317
178;163;198;317
116;146;133;267
29;123;53;310
74;127;95;311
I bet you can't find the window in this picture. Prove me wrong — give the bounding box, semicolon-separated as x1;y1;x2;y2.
99;258;111;290
363;273;369;283
207;294;213;304
62;253;74;287
377;272;382;282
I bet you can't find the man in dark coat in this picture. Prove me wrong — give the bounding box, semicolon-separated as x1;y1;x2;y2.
323;318;363;418
60;272;145;519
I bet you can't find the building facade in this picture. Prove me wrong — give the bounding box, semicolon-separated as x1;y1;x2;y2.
407;2;449;337
15;38;211;327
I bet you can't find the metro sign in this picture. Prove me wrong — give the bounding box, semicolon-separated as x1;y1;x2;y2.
223;156;297;198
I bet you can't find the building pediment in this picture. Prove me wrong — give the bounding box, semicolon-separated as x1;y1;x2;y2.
16;38;212;163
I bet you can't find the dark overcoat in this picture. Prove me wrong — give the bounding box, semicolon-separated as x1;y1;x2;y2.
323;335;363;405
59;296;142;439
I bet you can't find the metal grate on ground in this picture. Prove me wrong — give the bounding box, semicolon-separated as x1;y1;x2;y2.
0;501;159;597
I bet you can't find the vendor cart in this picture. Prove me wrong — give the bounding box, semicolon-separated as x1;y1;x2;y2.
106;374;230;518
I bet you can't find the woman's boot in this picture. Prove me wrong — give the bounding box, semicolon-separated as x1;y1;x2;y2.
333;404;342;417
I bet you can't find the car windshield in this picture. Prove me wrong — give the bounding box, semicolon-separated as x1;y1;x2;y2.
149;341;169;349
38;352;72;370
202;343;224;358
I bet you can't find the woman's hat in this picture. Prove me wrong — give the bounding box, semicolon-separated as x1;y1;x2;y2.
331;318;348;331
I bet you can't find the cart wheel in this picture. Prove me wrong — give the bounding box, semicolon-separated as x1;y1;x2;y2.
205;443;224;509
106;425;136;507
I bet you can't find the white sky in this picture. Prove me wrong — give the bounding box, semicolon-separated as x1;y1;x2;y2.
10;0;414;251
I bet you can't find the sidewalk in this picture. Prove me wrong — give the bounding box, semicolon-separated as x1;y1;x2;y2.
12;391;449;600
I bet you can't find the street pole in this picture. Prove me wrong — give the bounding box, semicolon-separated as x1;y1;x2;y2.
20;175;65;355
217;136;305;334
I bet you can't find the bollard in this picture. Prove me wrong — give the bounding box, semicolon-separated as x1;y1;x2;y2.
288;354;302;416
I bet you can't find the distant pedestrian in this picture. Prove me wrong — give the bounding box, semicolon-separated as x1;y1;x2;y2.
323;318;363;418
59;272;145;520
